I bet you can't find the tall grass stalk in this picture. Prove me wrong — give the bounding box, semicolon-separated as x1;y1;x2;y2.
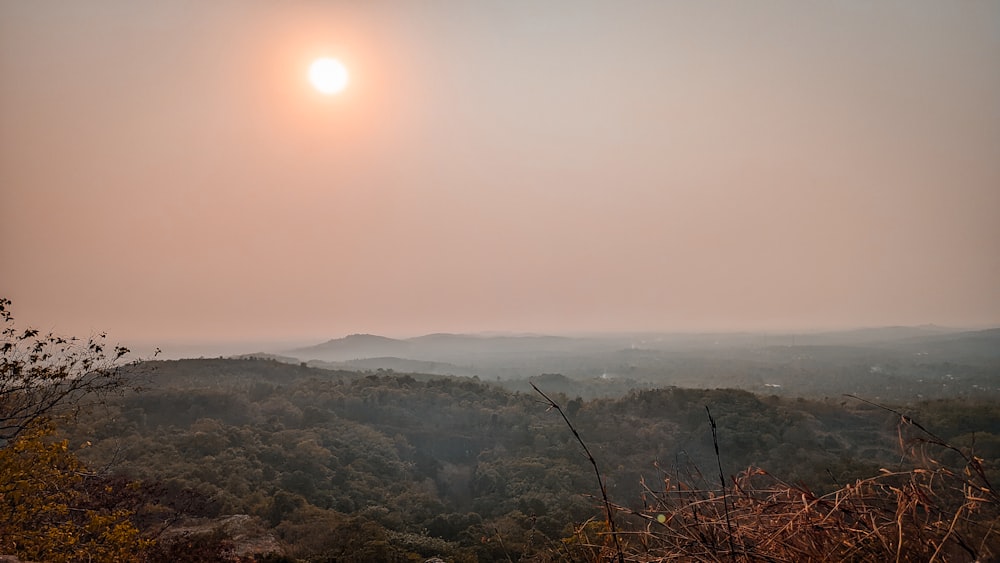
530;382;625;563
559;396;998;562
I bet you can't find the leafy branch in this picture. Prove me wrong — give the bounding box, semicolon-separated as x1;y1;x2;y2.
1;297;143;443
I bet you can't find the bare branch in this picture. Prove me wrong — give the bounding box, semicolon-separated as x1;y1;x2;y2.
0;298;140;444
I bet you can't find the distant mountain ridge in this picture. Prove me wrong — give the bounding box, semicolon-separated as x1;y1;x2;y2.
277;326;1000;383
286;334;413;362
285;332;597;363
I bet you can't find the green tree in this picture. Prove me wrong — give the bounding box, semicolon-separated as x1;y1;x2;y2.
0;298;154;561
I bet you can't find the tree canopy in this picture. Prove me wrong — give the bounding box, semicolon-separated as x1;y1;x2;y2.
0;299;160;561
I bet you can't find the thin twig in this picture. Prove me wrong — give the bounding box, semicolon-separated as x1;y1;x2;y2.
530;382;625;563
707;406;737;562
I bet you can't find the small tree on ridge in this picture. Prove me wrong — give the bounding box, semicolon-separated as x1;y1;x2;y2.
0;297;137;444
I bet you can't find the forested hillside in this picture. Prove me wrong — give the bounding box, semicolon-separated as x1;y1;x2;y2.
62;358;999;561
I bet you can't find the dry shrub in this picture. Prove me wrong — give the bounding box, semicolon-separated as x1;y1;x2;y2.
563;415;999;562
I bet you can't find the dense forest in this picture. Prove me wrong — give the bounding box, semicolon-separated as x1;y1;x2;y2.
2;298;998;561
52;357;999;561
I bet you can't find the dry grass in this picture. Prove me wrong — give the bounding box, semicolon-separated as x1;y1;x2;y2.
560;412;999;562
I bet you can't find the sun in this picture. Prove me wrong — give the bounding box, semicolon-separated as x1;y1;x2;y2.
309;58;349;95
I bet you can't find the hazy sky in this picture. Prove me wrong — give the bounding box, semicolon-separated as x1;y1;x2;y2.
2;1;999;345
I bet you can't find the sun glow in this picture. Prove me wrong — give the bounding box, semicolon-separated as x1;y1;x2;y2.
309;58;349;95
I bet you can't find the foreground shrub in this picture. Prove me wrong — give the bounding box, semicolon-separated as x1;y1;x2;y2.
0;422;152;562
562;413;999;562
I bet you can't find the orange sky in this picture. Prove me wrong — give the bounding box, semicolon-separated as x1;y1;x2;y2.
2;1;999;345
